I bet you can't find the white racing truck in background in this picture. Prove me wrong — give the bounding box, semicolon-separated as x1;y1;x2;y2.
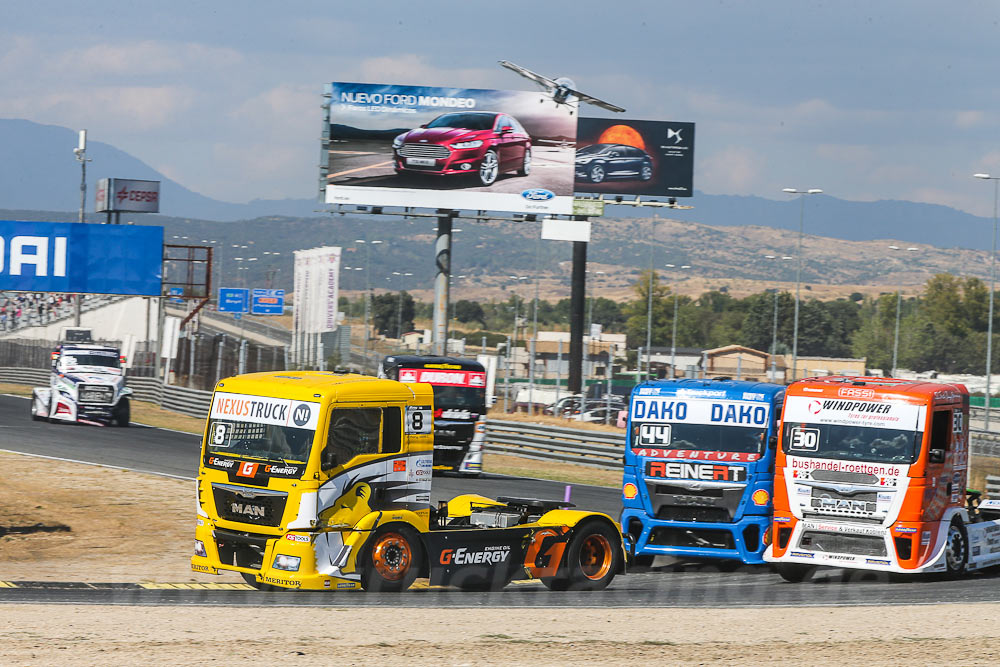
31;334;133;427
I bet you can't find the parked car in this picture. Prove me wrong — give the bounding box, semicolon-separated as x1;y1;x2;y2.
393;111;532;186
575;143;653;184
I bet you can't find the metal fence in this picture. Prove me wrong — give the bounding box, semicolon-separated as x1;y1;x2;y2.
987;475;1000;497
484;420;625;469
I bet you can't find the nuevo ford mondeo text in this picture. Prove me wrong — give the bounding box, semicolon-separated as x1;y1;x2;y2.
392;112;532;186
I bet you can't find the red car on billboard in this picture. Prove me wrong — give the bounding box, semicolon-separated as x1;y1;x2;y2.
392;111;532;186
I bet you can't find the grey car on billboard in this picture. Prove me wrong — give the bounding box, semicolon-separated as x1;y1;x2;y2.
573;118;695;197
324;82;577;214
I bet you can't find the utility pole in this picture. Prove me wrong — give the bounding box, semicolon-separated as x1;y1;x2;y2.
73;129;90;327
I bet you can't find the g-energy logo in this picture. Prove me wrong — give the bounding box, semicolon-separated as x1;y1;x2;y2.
439;545;510;565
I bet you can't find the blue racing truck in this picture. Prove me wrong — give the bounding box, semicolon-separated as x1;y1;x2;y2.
621;378;784;566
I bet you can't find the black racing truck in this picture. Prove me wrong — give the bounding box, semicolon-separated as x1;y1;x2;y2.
380;355;487;475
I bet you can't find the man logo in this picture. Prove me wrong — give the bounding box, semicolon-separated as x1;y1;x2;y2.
292;403;311;427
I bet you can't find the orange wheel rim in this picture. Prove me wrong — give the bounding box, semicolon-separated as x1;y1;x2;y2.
579;534;613;580
372;532;412;581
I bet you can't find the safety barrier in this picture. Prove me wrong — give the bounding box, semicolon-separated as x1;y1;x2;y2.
483;419;626;469
987;475;1000;498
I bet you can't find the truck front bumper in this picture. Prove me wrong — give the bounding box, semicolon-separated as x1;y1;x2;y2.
621;508;769;564
191;518;362;590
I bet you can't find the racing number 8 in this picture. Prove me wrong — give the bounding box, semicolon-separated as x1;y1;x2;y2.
212;422;229;445
412;410;423;432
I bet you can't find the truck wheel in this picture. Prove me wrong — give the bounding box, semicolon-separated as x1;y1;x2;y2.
944;519;968;579
542;520;621;591
776;563;815;583
362;525;423;592
114;398;131;427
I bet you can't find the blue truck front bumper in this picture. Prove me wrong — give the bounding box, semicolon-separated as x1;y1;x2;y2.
621;508;769;564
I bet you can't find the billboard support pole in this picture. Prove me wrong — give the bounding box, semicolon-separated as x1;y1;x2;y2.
568;235;587;394
432;210;454;355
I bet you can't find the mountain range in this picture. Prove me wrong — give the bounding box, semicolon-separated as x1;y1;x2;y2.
0;118;995;301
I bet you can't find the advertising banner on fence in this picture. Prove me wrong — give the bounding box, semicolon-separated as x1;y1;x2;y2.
292;246;341;334
96;178;161;213
0;220;162;295
574;119;694;197
324;82;577;214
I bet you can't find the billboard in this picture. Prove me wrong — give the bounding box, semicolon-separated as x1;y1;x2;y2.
324;82;577;214
0;220;162;295
574;119;695;197
96;178;161;213
292;246;341;335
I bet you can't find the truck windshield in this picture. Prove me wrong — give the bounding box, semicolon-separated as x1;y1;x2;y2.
63;353;119;368
633;422;766;454
206;420;314;464
782;422;919;464
431;385;486;413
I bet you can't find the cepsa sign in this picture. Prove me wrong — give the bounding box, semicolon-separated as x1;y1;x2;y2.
96;178;161;213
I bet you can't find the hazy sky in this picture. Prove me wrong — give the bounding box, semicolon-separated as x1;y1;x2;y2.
5;1;1000;215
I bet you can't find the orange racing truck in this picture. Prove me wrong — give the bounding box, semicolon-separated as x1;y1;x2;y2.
766;376;1000;581
192;370;623;591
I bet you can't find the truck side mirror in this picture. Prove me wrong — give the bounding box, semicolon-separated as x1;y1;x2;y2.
769;435;779;450
928;448;945;464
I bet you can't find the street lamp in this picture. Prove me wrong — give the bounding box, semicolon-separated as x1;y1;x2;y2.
975;173;999;427
764;255;793;379
665;264;692;377
888;245;919;377
355;239;383;367
782;187;824;381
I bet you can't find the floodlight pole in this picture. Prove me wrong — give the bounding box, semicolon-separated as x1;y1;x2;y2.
432;210;454;355
568;234;587;394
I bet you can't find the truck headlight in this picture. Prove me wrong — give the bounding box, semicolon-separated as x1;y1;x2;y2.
194;540;207;557
273;555;301;572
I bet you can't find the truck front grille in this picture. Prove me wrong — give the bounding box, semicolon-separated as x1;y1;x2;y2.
212;485;286;527
649;526;735;550
798;530;887;557
78;384;114;404
656;506;731;523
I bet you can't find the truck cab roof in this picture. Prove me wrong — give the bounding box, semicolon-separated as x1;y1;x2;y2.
788;375;968;402
382;355;485;372
215;370;434;406
634;377;785;401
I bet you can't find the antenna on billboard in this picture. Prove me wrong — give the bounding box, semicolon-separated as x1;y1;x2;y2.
497;61;625;113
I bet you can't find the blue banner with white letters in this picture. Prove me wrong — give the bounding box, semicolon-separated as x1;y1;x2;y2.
0;220;163;295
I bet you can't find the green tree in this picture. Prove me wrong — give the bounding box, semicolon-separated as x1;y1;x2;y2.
453;299;485;326
372;291;414;336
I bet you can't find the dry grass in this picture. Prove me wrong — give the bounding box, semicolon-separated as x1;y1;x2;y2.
484;453;619;488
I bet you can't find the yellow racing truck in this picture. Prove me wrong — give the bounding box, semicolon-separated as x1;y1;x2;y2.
192;370;623;591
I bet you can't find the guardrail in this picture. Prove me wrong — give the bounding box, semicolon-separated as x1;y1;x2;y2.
987;475;1000;497
484;419;625;470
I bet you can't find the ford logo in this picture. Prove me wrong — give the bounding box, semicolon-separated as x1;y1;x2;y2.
521;188;554;201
